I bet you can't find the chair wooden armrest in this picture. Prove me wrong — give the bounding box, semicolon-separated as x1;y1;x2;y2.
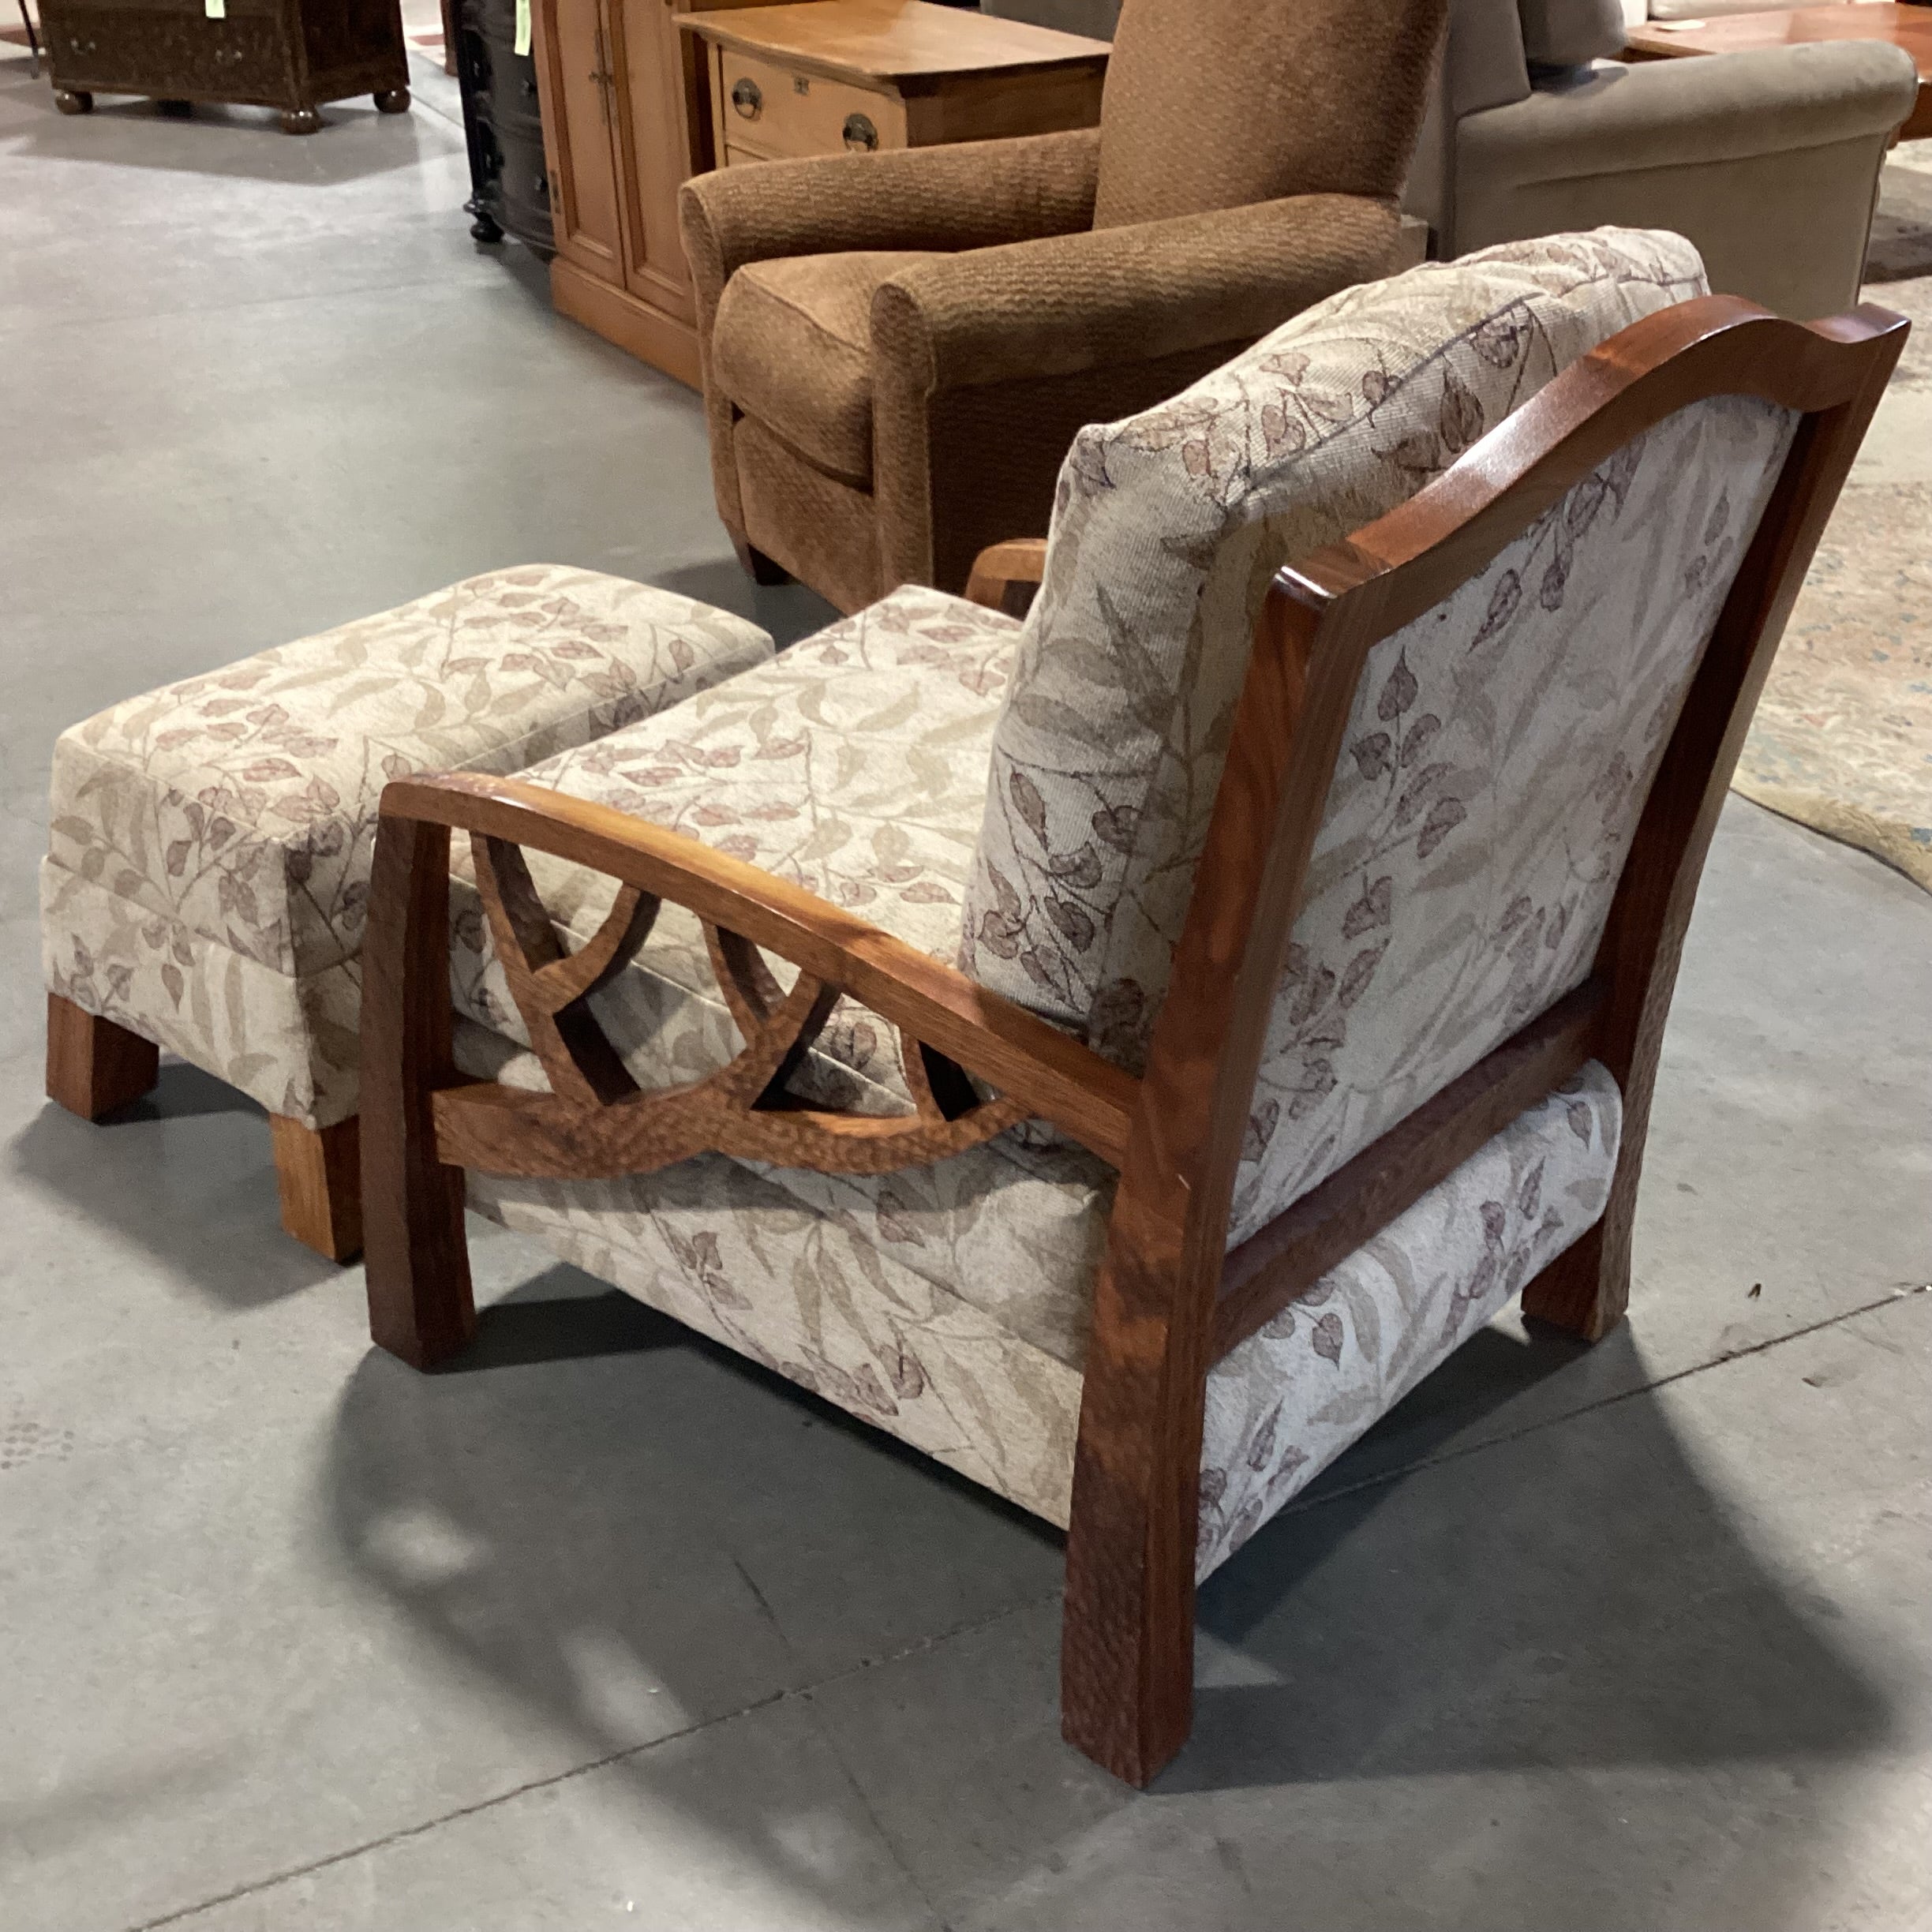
964;537;1049;611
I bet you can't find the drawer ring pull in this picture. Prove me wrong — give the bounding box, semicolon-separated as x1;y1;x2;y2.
730;77;762;119
842;112;877;151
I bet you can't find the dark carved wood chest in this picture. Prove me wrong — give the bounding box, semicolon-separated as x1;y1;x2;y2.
452;0;553;253
41;0;412;133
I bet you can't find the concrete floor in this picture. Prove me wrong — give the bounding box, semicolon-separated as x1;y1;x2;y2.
3;42;1930;1932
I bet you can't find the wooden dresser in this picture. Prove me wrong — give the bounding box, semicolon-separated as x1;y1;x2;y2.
533;0;1108;388
684;0;1109;167
41;0;410;133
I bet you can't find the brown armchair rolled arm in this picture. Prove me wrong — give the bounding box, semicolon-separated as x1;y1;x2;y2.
679;129;1102;567
869;194;1405;591
678;127;1103;335
872;193;1405;391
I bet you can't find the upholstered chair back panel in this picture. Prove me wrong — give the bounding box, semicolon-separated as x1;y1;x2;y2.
959;230;1725;1219
1226;389;1793;1242
1091;0;1449;230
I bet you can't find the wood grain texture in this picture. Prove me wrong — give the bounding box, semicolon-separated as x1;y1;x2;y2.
383;771;1139;1163
679;0;1110;86
964;536;1049;611
359;817;476;1370
270;1114;363;1264
1061;294;1906;1786
535;0;732;387
44;994;158;1122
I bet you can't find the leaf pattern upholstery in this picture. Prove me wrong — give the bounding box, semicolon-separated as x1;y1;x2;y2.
41;237;1800;1582
42;567;773;1125
960;230;1709;1071
450;587;1121;1368
1230;391;1795;1243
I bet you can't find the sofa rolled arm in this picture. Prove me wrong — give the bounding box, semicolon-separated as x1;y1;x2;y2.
677;127;1101;328
869;193;1406;395
1462;42;1919;189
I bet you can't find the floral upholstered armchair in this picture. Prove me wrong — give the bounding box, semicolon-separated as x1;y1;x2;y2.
355;232;1902;1784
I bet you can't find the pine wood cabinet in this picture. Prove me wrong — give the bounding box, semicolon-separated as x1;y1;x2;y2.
534;0;790;387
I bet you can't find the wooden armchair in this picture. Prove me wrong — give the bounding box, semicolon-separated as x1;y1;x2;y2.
357;236;1902;1784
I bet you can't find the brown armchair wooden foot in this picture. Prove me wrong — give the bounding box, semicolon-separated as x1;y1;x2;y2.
46;994;159;1121
270;1115;365;1264
732;538;791;588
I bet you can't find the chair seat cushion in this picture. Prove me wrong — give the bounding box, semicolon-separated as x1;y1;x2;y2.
448;584;1120;1371
41;567;771;1125
467;1041;1621;1574
711;250;940;487
446;577;1623;1578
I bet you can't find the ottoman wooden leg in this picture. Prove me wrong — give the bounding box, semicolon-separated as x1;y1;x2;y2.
46;994;159;1121
271;1114;363;1264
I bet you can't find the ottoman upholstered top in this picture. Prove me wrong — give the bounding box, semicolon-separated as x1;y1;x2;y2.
42;567;773;1129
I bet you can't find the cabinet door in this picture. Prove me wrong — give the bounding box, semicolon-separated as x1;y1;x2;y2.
610;0;698;325
536;0;627;285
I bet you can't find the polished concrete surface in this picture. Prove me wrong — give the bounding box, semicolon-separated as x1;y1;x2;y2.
3;44;1930;1932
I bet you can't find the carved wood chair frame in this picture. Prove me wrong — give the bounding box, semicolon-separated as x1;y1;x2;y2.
358;294;1904;1787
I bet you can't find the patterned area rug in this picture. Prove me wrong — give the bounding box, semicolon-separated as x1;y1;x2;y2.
1733;155;1932;891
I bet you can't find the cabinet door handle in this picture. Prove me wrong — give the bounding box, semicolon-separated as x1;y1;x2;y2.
590;25;616;124
730;76;762;119
842;112;877;152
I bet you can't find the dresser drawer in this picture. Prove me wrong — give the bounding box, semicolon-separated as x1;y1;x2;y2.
43;1;289;99
713;47;906;159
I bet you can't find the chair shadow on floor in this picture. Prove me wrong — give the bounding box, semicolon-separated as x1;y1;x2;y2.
323;1274;1900;1929
648;558;841;653
8;1059;339;1308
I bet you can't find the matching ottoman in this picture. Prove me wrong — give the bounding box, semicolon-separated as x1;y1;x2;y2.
41;566;773;1260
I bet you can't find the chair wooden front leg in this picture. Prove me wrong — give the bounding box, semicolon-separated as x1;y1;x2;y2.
1061;1207;1207;1788
359;815;476;1368
45;994;159;1120
270;1114;363;1264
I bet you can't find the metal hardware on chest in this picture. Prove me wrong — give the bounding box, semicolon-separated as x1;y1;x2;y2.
842;111;877;150
731;76;762;118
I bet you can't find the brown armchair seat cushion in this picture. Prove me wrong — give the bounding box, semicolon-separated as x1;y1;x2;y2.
710;249;941;488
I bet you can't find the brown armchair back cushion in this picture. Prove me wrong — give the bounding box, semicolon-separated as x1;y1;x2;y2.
1092;0;1450;229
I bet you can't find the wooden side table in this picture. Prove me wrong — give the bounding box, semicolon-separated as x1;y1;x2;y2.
680;0;1110;168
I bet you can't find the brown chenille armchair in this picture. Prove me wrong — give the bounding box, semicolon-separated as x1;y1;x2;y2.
677;0;1448;612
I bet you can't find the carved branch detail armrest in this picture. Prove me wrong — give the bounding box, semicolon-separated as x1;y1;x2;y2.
376;772;1137;1185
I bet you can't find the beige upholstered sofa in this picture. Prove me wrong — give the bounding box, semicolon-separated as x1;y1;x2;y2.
676;0;1445;614
1407;0;1918;319
353;230;1901;1780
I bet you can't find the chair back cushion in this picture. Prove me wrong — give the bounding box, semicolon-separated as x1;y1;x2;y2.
960;230;1733;1226
1517;0;1626;68
1091;0;1448;230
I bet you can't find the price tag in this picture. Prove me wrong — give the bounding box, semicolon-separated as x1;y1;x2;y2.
205;0;226;17
515;0;530;57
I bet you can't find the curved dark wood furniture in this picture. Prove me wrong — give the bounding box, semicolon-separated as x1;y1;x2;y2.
39;0;410;132
358;295;1904;1785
